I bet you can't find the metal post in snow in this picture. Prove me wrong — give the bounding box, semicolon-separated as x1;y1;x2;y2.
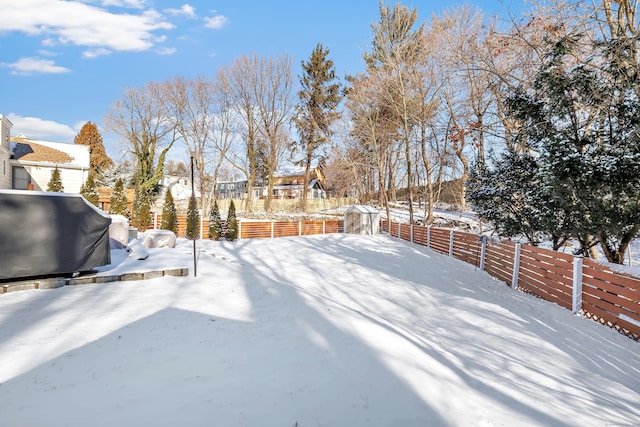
200;211;204;239
238;220;242;240
271;221;274;239
299;221;302;236
449;229;454;257
511;242;521;289
479;235;487;271
190;156;197;278
572;256;583;314
322;220;325;235
410;224;414;243
427;226;431;249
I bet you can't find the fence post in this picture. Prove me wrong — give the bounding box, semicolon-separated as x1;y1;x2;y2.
479;236;487;271
271;221;274;239
322;220;326;234
572;256;583;314
299;221;302;236
410;224;414;243
397;221;401;239
238;220;242;240
449;229;454;257
427;226;431;249
511;242;521;289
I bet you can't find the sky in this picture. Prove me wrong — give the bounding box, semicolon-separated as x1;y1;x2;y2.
0;0;522;161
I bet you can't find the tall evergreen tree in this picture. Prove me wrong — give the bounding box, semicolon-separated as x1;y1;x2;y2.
80;173;99;206
209;200;223;240
226;199;239;241
74;121;114;185
293;43;342;211
131;188;151;231
109;178;130;217
46;166;64;192
503;34;640;263
160;190;177;233
185;196;200;240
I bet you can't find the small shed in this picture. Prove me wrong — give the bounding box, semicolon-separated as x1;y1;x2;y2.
344;205;380;235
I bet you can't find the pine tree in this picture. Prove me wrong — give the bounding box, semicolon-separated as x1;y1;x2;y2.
209;200;223;240
109;178;130;217
225;199;239;241
46;166;64;192
132;188;151;231
503;34;640;263
80;173;99;206
293;43;342;212
161;190;178;233
74;121;113;185
185;196;200;240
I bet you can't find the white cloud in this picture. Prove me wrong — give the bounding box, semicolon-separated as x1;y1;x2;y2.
204;14;228;30
83;47;112;58
37;49;57;57
165;4;196;18
4;57;70;75
7;114;78;141
156;46;176;55
100;0;146;8
0;0;174;52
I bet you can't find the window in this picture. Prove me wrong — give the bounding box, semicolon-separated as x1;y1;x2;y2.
12;166;31;190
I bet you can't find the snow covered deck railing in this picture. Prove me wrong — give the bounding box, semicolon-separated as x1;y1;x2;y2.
381;219;640;341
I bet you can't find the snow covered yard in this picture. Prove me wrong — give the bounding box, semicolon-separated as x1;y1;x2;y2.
0;234;639;427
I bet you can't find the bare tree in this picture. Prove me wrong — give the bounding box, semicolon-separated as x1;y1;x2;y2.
364;1;426;224
345;72;394;221
217;55;261;213
165;75;234;216
252;54;295;213
104;82;176;195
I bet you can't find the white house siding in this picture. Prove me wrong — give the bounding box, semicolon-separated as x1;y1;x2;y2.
19;163;87;193
0;115;12;190
9;138;90;194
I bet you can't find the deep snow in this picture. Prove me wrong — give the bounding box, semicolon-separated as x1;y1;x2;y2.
0;234;638;426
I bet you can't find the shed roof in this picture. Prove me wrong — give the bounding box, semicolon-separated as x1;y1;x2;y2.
345;205;380;214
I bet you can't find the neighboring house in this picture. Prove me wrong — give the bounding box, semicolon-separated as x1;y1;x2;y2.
0;115;12;190
160;175;201;201
216;180;248;199
9;135;90;193
255;166;327;199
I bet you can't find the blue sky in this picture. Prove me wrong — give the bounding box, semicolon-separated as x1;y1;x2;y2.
0;0;520;160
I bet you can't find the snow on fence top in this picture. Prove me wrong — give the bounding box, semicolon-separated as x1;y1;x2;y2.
382;219;640;341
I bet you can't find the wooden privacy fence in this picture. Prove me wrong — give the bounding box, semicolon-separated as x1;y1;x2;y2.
382;220;640;341
148;213;343;240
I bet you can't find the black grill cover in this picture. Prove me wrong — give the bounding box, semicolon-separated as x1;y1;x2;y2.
0;190;111;280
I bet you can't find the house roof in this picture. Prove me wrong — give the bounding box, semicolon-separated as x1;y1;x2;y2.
10;136;90;168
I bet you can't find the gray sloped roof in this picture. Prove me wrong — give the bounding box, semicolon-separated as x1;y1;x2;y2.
345;205;379;214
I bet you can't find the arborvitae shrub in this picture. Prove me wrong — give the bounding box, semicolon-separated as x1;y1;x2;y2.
46;166;64;192
161;190;178;233
209;200;223;240
132;188;151;231
226;199;238;241
185;196;200;240
80;173;99;206
109;178;130;217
